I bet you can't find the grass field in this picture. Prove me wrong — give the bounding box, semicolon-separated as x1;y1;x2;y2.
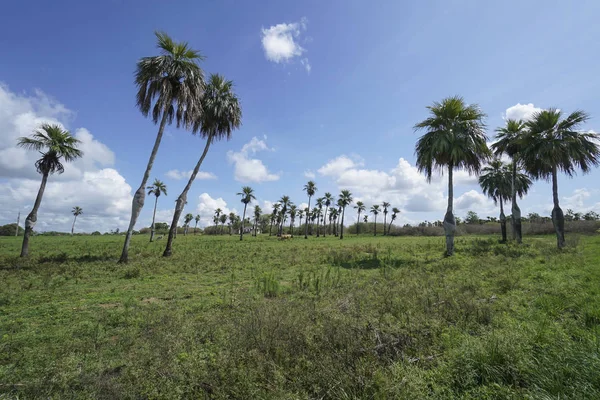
1;233;600;399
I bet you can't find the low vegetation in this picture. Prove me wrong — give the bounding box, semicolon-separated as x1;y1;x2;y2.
2;233;600;398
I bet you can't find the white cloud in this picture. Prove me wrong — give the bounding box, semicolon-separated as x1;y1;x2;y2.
0;83;134;233
317;155;363;177
300;58;311;73
195;193;239;227
227;136;280;183
165;169;216;180
504;103;543;122
261;18;310;73
304;170;316;179
562;188;597;212
455;190;493;211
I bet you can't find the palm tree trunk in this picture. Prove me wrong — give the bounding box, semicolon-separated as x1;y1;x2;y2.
163;139;212;257
443;164;456;256
194;221;198;235
71;215;77;236
323;207;328;237
511;161;522;243
387;219;393;235
551;166;565;248
150;196;158;242
374;216;377;236
340;208;346;239
240;204;247;241
269;220;273;236
383;213;387;235
316;212;321;237
499;201;507;243
20;172;49;257
289;219;293;236
119;111;169;263
304;197;311;239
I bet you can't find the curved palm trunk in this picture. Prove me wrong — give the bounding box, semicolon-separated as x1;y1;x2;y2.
551;166;565;248
387;218;394;235
499;201;507;243
163;139;212;257
511;162;522;244
240;204;248;241
374;215;377;236
340;208;346;239
120;111;169;263
443;165;456;256
71;215;78;236
150;196;159;242
20;172;49;257
383;213;387;235
304;197;311;239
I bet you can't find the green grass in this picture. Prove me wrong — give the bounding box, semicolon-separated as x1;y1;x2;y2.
1;233;600;399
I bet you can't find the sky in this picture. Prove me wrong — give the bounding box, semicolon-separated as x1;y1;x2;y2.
1;0;600;233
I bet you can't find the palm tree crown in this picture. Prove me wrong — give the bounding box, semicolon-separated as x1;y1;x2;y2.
238;187;256;204
492;119;527;161
147;179;168;198
479;159;531;205
72;206;83;217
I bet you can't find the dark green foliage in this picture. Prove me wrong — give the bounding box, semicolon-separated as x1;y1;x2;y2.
0;224;24;236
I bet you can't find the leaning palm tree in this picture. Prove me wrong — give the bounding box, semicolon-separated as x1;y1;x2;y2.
381;202;390;235
492;119;528;243
194;214;200;234
388;207;400;234
147;179;167;241
163;74;241;256
183;213;194;235
338;190;353;240
120;31;205;263
353;201;366;236
521;109;600;248
414;96;490;256
370;205;381;236
238;186;256;240
71;206;83;235
479;159;531;242
315;197;324;237
253;205;262;236
303;181;317;238
17;124;83;257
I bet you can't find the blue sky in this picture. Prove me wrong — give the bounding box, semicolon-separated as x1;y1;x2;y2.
1;0;599;232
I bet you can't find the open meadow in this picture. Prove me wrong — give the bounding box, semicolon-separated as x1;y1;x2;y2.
1;233;600;399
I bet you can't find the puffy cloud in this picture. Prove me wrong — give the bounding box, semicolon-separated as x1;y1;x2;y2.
317;155;363;177
165;169;217;180
504;103;543;122
227;136;280;183
304;170;316;179
455;190;493;211
194;193;239;227
261;18;310;73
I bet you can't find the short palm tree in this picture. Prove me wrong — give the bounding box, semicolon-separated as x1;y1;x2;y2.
298;209;304;233
164;74;241;256
388;207;400;234
219;214;227;234
521;109;600;248
238;186;256;240
253;205;262;236
315;197;324;237
269;203;280;236
492;119;528;242
214;208;222;230
336;200;343;237
289;204;297;236
17;124;83;256
279;195;291;236
228;212;236;235
329;209;338;236
414;96;490;256
183;213;194;235
354;201;366;236
338;190;353;239
479;159;531;242
363;215;369;224
370;205;381;236
71;206;83;236
121;31;205;263
147;178;167;241
194;214;200;234
381;202;390;235
303;181;317;238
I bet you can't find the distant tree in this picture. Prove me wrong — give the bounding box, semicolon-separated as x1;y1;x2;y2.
370;205;381;236
71;206;83;235
303;181;317;239
382;202;390;235
228;212;236;235
17;124;83;256
388;207;400;233
583;211;600;221
315;197;324;237
147;179;167;241
194;214;200;234
219;214;227;234
279;195;291;236
253;205;262;236
298;209;304;234
183;213;194;235
354;201;366;236
289;204;297;236
465;211;480;225
238;186;255;240
323;192;333;236
269;204;279;236
0;224;24;236
338;190;353;239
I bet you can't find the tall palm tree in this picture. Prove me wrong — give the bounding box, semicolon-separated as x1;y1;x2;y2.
219;214;227;234
253;205;262;236
71;206;83;236
147;178;167;241
315;197;324;237
479;159;531;242
121;31;205;263
164;74;241;256
354;201;366;236
381;202;391;235
336;200;343;237
269;203;280;236
238;186;255;241
338;190;353;240
492;119;528;243
228;212;236;235
370;205;381;236
414;96;490;256
279;195;291;236
521;109;600;248
17;124;83;257
298;209;304;234
303;181;317;238
194;214;200;234
183;213;194;235
289;204;297;236
322;192;333;237
388;207;400;234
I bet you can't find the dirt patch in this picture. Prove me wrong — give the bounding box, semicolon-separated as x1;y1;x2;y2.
98;303;121;309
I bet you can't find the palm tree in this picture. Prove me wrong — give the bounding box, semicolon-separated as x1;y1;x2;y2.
370;205;381;236
147;179;167;241
17;124;83;257
414;96;490;256
289;204;297;236
279;195;291;236
71;206;83;235
183;213;194;235
479;159;532;242
214;208;223;230
315;197;324;237
238;186;255;240
253;205;262;236
492;119;528;243
164;74;241;256
194;214;200;234
120;31;205;263
311;207;319;236
388;207;400;234
336;200;343;237
382;202;390;235
269;203;280;236
228;212;236;235
329;209;338;236
521;109;600;248
363;215;369;224
338;190;353;240
354;201;366;236
219;214;227;234
303;181;317;238
322;192;333;237
298;209;304;234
